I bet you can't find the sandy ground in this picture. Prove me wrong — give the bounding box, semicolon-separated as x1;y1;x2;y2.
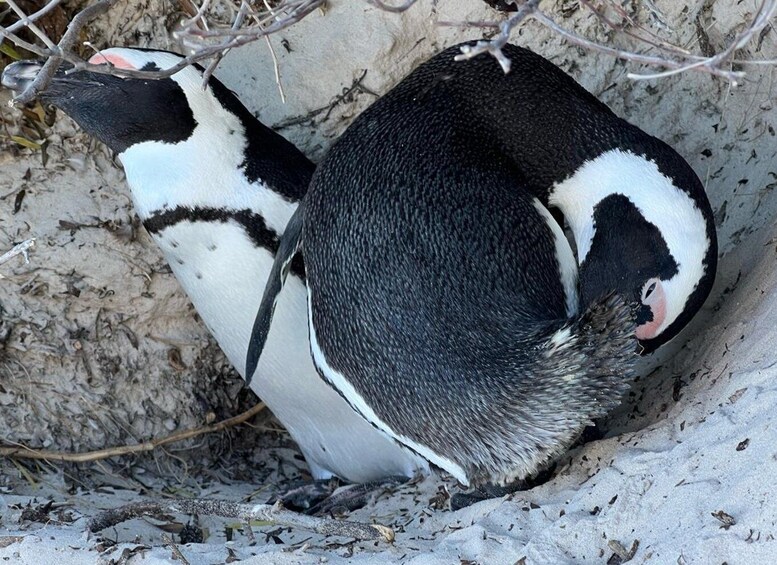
1;0;777;562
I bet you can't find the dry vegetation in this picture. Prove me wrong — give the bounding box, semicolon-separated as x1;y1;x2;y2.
1;0;776;103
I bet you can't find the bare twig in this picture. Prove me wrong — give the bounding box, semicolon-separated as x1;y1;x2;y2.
532;10;743;83
13;0;121;104
578;0;693;58
200;0;251;86
0;238;36;268
0;25;51;57
1;0;62;36
264;34;286;103
183;0;212;32
0;402;266;462
88;499;396;542
455;0;541;72
453;0;776;83
626;0;777;83
186;0;324;38
2;0;776;107
4;0;57;50
162;534;191;565
4;0;327;93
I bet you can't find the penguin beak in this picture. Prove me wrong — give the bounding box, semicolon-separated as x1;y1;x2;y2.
2;60;104;101
1;60;43;95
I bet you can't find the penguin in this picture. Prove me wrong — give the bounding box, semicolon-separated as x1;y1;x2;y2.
246;42;717;487
1;48;428;485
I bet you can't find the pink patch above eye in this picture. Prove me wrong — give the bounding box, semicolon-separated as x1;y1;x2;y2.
88;52;136;70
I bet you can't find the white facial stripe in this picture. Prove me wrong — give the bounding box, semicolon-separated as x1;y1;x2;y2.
106;48;296;234
532;199;579;317
548;149;709;337
307;288;470;486
96;48;184;75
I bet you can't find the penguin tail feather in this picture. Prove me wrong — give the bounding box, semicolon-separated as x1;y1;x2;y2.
549;293;638;372
535;292;640;437
463;293;638;487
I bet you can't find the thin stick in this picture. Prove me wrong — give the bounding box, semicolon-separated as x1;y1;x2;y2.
162;534;191;565
0;25;51;57
2;0;62;36
13;0;121;105
0;238;36;267
261;0;281;22
628;0;777;84
88;499;395;542
182;0;212;32
0;402;266;462
5;0;776;105
264;34;286;103
531;10;745;83
452;0;774;83
455;0;541;73
4;0;57;50
201;0;251;86
9;0;326;90
187;0;323;37
578;0;693;58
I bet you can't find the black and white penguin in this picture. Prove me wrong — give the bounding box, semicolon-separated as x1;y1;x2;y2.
2;48;428;484
247;43;717;487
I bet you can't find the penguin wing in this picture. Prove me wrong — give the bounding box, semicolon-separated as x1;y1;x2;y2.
245;201;305;383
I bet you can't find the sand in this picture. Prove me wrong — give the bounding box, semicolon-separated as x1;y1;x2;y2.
1;0;776;562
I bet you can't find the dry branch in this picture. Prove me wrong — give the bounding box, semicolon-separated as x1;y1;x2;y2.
3;0;776;105
454;0;777;84
161;534;191;565
0;238;36;268
2;0;62;36
0;402;266;462
88;499;396;542
7;0;121;104
455;0;541;72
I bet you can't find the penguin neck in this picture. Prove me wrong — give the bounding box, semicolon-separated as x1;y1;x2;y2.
119;118;299;235
548;149;708;266
115;117;309;376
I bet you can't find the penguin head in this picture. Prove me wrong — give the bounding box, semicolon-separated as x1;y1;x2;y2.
1;48;251;155
550;149;717;355
2;47;314;217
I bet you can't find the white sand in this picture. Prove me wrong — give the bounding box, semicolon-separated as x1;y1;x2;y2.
1;0;777;563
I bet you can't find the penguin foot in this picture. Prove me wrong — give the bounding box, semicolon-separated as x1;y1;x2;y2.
450;483;515;510
450;464;557;510
269;477;342;512
577;422;606;445
308;475;409;516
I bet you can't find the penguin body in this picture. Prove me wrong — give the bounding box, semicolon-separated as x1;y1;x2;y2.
2;49;428;483
248;43;716;486
303;159;634;486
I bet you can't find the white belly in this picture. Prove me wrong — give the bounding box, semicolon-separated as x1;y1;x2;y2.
151;220;428;482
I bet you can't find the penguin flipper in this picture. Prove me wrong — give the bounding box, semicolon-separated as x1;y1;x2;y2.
245;201;305;384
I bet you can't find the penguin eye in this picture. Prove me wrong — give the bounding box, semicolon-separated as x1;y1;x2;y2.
641;278;660;303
